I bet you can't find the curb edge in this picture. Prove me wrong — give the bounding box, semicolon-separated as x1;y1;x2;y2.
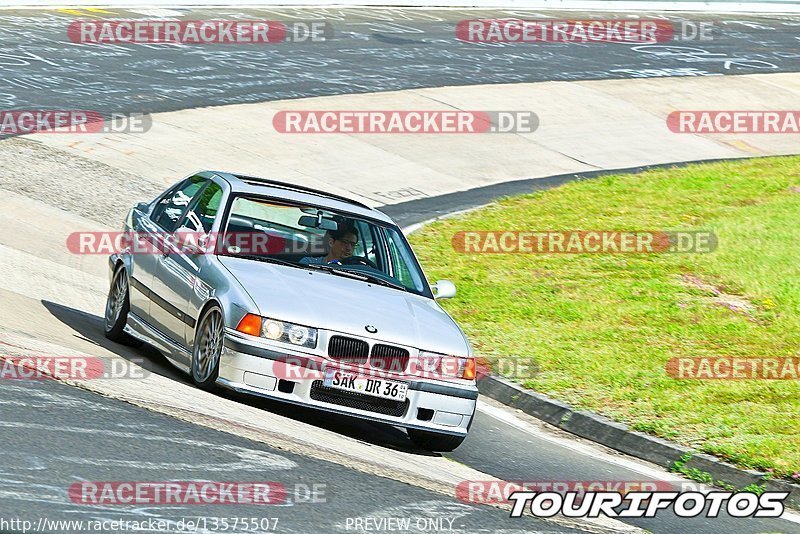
476;373;800;508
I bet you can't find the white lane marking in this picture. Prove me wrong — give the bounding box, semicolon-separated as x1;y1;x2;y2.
478;400;800;524
0;478;81;506
0;475;230;534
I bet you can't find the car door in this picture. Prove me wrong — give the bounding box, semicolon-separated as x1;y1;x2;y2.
128;180;192;322
141;175;208;344
151;179;223;350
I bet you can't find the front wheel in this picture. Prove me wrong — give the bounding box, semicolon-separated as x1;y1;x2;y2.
104;266;141;346
191;305;224;390
408;429;467;452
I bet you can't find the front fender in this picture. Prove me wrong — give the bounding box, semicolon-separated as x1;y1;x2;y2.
187;257;260;346
108;252;133;283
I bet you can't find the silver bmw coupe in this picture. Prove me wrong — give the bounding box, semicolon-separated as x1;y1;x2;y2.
105;171;477;451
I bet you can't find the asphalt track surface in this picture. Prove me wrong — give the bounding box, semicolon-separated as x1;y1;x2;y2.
1;7;799;534
0;8;798;113
1;378;573;534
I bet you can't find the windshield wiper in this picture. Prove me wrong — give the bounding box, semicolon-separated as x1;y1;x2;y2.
232;254;303;269
304;262;370;281
307;263;407;291
355;272;407;291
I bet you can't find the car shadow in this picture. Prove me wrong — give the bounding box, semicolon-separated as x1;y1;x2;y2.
41;299;440;457
41;300;188;383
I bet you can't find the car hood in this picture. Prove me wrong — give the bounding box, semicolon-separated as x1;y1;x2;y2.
218;256;470;356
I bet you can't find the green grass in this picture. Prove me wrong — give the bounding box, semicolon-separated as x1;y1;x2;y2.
410;156;800;480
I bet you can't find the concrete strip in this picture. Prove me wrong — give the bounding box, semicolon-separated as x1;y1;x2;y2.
0;189;110;274
35;74;800;209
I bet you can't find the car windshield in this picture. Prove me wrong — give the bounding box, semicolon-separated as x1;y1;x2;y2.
219;195;432;298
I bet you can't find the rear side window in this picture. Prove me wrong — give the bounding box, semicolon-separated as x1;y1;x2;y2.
151;176;207;231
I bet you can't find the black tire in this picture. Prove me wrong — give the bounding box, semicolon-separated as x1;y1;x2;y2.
408;428;467;452
104;266;141;346
191;305;224;391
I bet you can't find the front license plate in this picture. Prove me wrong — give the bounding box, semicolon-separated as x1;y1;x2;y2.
323;369;408;402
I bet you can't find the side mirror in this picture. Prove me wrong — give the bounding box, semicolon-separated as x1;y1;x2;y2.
172;226;207;255
431;280;456;300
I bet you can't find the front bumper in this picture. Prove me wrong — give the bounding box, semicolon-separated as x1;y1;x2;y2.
218;332;477;435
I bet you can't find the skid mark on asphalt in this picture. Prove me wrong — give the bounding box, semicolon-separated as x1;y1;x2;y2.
0;379;576;534
0;421;298;472
0;331;640;533
0;383;292;534
0;9;796;112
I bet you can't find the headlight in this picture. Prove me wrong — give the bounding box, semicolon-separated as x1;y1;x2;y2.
262;318;317;349
263;319;284;340
287;324;310;345
413;351;476;380
236;314;317;349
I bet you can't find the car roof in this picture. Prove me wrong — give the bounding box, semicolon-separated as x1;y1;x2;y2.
206;171;395;225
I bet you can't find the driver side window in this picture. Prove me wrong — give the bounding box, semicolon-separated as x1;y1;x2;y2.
151;176;207;232
385;228;424;291
181;182;223;233
353;220;378;268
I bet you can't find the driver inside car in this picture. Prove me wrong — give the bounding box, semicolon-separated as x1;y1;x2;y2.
299;223;359;265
